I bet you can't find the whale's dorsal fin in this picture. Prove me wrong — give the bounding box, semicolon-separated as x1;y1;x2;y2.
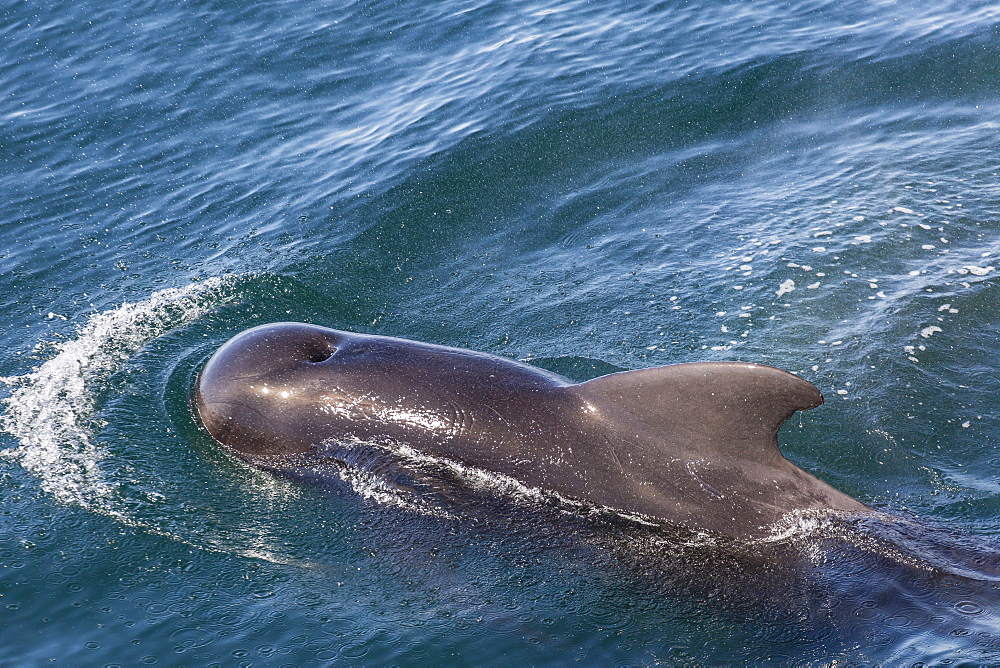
574;362;823;463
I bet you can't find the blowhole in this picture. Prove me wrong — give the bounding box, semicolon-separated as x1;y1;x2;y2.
306;347;335;363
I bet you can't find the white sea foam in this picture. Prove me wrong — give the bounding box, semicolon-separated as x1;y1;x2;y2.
0;277;236;510
775;279;795;297
919;325;943;338
962;265;994;276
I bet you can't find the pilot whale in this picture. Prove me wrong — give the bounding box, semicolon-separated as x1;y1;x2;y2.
194;322;868;539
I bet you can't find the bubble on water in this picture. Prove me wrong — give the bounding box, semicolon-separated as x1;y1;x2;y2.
955;600;984;616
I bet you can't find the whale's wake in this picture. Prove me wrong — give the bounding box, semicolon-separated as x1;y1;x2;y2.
1;278;236;512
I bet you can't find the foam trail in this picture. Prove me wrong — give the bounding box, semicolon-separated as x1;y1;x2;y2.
1;277;235;509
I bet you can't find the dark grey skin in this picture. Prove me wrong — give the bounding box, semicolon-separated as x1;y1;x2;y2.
194;323;868;539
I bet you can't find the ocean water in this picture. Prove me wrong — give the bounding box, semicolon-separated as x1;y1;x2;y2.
3;0;1000;663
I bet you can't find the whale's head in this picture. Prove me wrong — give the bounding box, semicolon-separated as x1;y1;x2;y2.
194;322;559;459
194;323;350;457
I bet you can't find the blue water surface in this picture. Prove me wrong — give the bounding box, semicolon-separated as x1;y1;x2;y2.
3;0;1000;663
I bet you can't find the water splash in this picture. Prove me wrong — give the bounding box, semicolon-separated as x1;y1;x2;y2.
0;277;236;510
